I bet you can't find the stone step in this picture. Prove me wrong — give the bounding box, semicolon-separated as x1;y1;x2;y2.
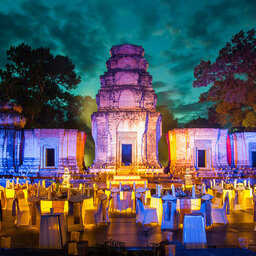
116;166;137;175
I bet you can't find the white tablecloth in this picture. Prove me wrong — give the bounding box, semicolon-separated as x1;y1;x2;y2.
39;213;67;249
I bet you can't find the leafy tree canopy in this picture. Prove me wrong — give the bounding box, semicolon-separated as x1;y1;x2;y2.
156;105;178;166
0;43;84;128
185;117;213;128
193;29;256;129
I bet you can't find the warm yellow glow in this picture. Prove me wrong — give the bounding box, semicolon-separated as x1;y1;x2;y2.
109;180;146;186
176;198;201;211
145;190;151;199
113;175;141;180
23;189;28;199
5;189;15;198
109;174;147;187
40;200;69;214
131;191;135;200
120;191;124;200
105;190;111;198
168;131;177;167
40;200;52;214
150;196;162;224
82;197;94;211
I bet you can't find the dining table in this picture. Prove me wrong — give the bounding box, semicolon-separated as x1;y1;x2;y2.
81;195;94;226
40;198;69;214
39;212;67;249
150;195;201;225
110;190;135;212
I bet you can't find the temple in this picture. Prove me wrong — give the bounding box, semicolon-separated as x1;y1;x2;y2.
0;102;86;176
0;45;255;177
90;44;163;173
167;128;256;173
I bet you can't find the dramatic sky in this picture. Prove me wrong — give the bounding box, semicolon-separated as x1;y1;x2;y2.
0;0;256;124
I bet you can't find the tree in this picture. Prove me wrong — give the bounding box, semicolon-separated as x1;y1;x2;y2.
185;108;221;128
193;29;256;129
0;43;81;128
185;117;211;128
80;96;98;167
156;105;178;166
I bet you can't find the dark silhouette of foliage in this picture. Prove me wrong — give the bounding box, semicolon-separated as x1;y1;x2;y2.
185;117;212;128
156;105;178;166
193;29;256;129
0;43;83;128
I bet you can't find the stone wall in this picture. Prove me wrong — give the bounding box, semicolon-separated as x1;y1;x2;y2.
167;128;256;170
91;44;162;171
0;127;86;176
92;111;161;169
20;129;86;176
0;129;23;173
228;132;256;168
167;128;229;170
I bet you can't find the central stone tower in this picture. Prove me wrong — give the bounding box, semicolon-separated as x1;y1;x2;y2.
91;44;162;173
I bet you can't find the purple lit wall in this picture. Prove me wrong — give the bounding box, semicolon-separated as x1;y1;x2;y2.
0;102;86;176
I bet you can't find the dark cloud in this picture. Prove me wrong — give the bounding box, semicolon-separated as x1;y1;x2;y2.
172;101;212;125
156;86;189;107
157;91;176;106
144;53;157;68
153;81;166;89
0;0;255;124
137;3;162;41
173;101;210;115
164;51;200;75
186;0;255;49
0;1;109;80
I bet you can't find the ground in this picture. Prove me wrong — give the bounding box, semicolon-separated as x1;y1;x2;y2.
0;209;256;255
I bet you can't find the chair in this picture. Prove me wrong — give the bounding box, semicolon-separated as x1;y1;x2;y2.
161;200;180;230
183;213;207;249
199;194;214;227
234;189;246;211
83;207;97;226
136;199;158;225
12;197;30;227
95;198;111;225
67;196;84;232
192;201;213;227
28;199;41;230
211;195;228;225
5;188;15;210
212;193;223;208
0;190;6;210
117;193;128;212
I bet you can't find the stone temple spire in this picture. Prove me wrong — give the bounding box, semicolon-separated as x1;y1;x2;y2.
97;44;157;111
91;44;163;173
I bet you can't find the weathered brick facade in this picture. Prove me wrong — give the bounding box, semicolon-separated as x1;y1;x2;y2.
0;102;86;176
167;128;256;170
91;44;162;172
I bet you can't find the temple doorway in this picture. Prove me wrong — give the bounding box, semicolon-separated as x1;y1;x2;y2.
198;149;206;168
252;151;256;167
122;144;132;166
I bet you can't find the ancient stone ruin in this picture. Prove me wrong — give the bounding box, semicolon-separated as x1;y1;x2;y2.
91;44;163;173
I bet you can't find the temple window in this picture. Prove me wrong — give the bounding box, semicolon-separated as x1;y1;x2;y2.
252;151;256;167
45;148;55;167
198;149;206;168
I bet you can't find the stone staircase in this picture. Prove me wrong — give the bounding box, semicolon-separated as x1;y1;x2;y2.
116;166;137;175
197;170;216;178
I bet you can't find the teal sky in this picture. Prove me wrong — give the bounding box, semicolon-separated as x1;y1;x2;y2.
0;0;255;124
